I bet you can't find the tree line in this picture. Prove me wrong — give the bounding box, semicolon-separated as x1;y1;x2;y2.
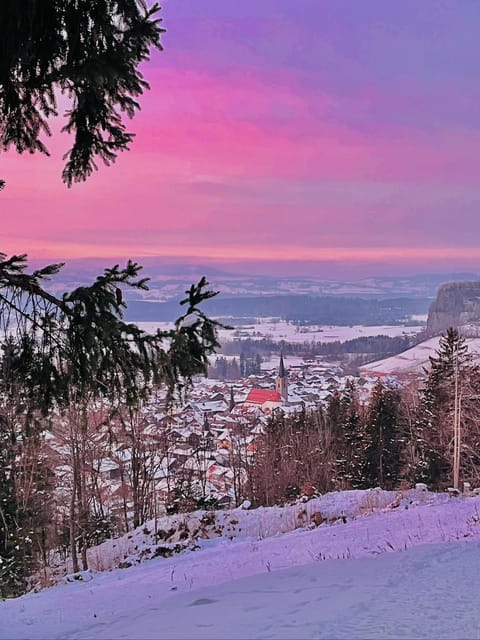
221;334;416;357
208;353;263;380
217;334;417;375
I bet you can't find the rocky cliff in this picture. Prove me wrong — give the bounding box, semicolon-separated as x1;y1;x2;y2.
426;281;480;336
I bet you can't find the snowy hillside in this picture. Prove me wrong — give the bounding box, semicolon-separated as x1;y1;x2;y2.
2;488;480;639
361;336;480;376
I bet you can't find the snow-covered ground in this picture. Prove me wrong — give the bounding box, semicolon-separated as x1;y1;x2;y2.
3;488;480;639
361;336;480;376
137;320;424;346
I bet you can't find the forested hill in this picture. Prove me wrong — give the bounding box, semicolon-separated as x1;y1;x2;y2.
124;294;430;325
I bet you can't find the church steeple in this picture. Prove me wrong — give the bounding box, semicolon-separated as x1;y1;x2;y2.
278;352;286;378
275;352;288;403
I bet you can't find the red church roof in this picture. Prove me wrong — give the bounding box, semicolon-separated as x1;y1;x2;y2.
245;389;282;405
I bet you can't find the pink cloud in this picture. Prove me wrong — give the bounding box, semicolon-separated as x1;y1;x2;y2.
2;57;480;272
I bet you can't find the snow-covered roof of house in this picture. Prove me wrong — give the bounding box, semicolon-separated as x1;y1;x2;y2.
98;459;120;473
192;400;228;413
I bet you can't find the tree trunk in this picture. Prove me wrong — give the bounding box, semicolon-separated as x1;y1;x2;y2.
69;478;79;574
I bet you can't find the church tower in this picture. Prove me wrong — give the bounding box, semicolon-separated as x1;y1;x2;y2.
275;352;288;403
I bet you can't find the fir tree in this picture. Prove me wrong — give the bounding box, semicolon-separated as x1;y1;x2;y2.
363;379;404;490
410;328;480;488
325;390;345;445
0;377;55;597
335;381;366;489
0;423;26;598
414;328;467;486
0;1;164;186
0;257;222;413
0;260;223;591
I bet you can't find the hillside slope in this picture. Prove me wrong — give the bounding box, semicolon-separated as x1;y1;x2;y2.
2;488;480;639
360;335;480;376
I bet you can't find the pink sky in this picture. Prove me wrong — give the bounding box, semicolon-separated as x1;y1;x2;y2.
2;1;480;278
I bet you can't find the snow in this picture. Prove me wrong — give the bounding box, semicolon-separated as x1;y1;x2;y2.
137;320;423;346
2;488;480;639
361;336;480;376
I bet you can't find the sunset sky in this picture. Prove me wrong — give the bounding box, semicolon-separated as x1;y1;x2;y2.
3;0;480;278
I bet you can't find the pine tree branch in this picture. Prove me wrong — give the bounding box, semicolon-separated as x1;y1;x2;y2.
0;1;165;186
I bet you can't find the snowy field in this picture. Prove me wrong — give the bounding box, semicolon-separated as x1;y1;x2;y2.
361;336;480;376
3;488;480;639
137;320;424;346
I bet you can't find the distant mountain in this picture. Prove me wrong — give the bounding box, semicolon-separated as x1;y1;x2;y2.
135;270;479;302
32;258;480;325
33;257;480;303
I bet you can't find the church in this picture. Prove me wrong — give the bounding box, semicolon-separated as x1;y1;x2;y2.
243;354;288;412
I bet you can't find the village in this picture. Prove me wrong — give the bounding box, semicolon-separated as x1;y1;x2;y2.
41;349;390;541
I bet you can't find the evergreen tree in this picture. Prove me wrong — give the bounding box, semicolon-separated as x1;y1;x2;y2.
239;352;246;377
212;356;228;380
0;257;222;412
0;259;222;592
0;423;26;598
325;390;345;445
0;342;56;597
410;328;480;488
335;381;366;489
363;379;404;490
428;328;469;402
325;389;351;477
416;328;467;486
228;358;241;380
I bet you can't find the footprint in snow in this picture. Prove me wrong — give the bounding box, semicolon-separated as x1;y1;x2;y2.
189;597;218;606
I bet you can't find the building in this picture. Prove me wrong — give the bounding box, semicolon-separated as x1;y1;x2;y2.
242;355;288;412
243;388;284;412
275;352;288;403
